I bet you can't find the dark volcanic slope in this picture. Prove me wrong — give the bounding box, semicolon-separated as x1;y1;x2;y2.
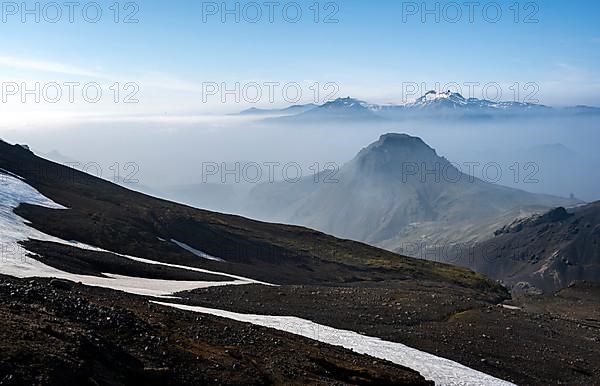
20;240;230;281
0;275;431;386
449;203;600;293
0;139;505;294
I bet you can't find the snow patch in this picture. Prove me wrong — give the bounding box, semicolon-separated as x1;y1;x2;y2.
0;172;265;296
170;239;224;262
153;301;516;386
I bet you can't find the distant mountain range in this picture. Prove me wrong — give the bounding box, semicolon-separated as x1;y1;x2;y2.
236;91;600;122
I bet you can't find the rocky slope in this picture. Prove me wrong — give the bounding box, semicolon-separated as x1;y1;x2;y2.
0;275;431;386
448;203;600;293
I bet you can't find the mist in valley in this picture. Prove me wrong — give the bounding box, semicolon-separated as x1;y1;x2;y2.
3;113;599;214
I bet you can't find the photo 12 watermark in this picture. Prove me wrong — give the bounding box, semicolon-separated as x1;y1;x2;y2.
201;1;340;23
2;161;142;185
201;161;340;184
1;1;140;23
76;161;139;184
60;161;140;184
1;82;140;104
201;81;339;104
400;1;539;24
399;161;540;185
401;82;540;104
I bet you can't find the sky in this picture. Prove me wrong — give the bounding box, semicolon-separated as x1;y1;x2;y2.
1;0;600;125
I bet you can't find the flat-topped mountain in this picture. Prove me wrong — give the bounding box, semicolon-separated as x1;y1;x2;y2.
246;133;580;251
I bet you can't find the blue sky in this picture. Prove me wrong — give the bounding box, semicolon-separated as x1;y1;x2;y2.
1;0;599;122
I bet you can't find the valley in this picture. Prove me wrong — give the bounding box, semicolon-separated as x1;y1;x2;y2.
1;137;599;385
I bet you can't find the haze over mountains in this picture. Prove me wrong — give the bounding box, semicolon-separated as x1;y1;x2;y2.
23;133;598;295
2;139;497;288
30;132;593;294
245;133;580;252
6;88;600;206
7;96;600;298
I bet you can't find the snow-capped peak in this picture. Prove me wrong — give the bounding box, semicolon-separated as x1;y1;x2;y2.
413;90;467;106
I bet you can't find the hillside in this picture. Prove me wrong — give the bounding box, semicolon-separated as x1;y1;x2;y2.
448;203;600;293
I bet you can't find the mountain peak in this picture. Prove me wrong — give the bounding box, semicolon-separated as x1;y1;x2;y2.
314;97;379;118
355;133;443;173
416;90;466;104
324;96;367;107
375;133;428;148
